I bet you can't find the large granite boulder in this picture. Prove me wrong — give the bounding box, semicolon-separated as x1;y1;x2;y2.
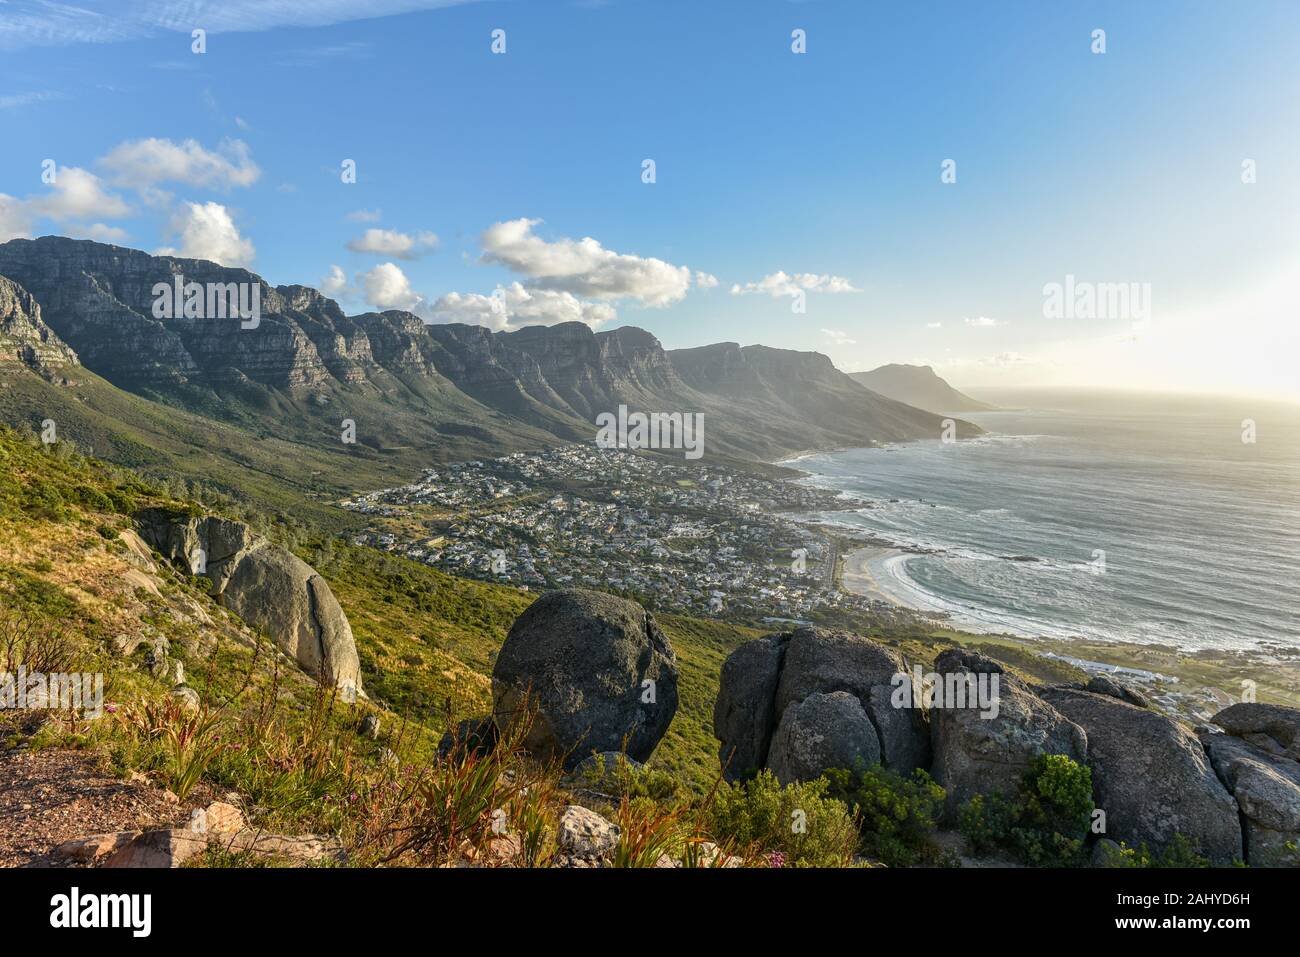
766;691;881;786
491;589;678;769
713;632;788;781
1203;703;1300;866
1212;703;1300;761
929;649;1086;818
1042;686;1242;864
713;626;928;784
777;627;929;772
137;508;361;694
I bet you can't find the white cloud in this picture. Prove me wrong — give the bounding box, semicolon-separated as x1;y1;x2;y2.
0;167;131;240
345;208;383;223
346;227;439;259
156;201;255;267
479;217;691;307
821;328;856;345
963;316;1006;328
431;282;616;332
318;265;349;298
925;321;943;329
100;137;260;191
0;91;66;110
67;222;129;243
28;166;131;222
0;194;31;241
695;271;719;289
359;262;424;312
730;271;861;297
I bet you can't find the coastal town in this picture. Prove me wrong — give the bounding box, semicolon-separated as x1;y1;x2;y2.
340;444;921;628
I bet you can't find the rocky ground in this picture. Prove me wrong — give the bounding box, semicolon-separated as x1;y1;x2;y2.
0;744;214;867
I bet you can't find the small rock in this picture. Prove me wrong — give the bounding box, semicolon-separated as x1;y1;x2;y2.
202;801;245;835
557;805;620;860
358;714;381;739
171;685;200;711
54;831;142;864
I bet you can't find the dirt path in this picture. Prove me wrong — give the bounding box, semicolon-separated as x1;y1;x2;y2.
0;746;206;867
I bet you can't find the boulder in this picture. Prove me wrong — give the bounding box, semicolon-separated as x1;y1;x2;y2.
1085;674;1151;709
53;831;142;864
1042;686;1241;865
930;649;1086;818
137;509;361;694
100;800;345;868
171;685;200;712
776;627;929;773
101;828;209;868
1204;703;1300;866
713;631;788;781
766;691;881;786
491;590;678;769
1213;703;1300;762
713;626;928;785
557;805;620;860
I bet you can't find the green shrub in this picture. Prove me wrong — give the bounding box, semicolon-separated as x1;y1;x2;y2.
710;770;858;867
825;765;952;867
957;753;1093;866
576;752;682;802
1094;834;1212;868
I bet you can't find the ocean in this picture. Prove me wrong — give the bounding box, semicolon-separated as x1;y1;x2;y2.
786;389;1300;652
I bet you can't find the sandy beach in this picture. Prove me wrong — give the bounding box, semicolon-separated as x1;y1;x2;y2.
840;545;910;606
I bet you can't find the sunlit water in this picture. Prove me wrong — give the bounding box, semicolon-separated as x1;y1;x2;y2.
786;390;1300;651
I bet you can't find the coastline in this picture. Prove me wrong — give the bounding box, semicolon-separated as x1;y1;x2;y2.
839;543;909;607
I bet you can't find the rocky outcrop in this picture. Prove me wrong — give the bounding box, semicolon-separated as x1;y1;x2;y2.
136;508;361;694
1041;686;1242;864
1085;674;1151;709
0;274;78;377
929;649;1086;818
491;589;678;768
58;800;345;868
777;627;930;772
767;691;880;786
1203;703;1300;866
1213;703;1300;761
714;627;928;785
714;632;788;781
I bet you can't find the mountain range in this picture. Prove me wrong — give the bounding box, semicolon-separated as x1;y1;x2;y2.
0;237;979;505
849;364;994;415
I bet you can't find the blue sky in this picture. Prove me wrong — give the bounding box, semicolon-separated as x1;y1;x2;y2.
2;0;1297;398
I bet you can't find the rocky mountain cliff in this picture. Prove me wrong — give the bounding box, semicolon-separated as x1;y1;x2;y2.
0;237;978;464
0;275;79;379
850;364;994;415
